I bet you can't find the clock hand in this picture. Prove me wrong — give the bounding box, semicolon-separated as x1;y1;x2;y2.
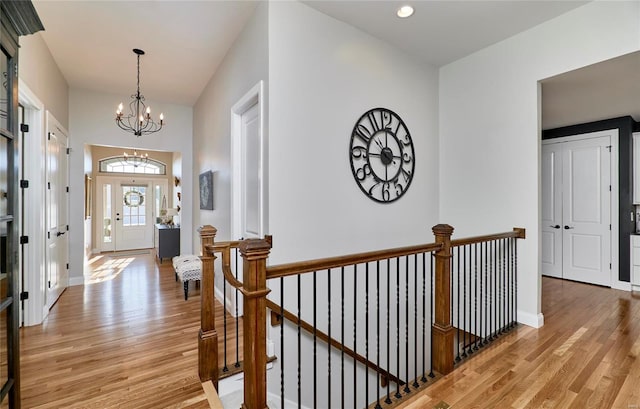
374;139;384;150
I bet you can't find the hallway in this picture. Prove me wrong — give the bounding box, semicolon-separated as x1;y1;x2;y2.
19;252;210;408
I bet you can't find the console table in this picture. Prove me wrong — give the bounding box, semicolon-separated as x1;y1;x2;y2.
155;224;180;263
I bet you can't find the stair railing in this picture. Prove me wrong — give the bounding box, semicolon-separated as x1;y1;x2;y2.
198;224;525;408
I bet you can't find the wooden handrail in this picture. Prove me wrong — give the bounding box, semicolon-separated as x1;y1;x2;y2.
266;242;443;279
265;299;405;387
450;227;525;247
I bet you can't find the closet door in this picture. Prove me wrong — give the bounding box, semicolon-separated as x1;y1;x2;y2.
541;134;612;287
561;137;611;286
541;143;563;278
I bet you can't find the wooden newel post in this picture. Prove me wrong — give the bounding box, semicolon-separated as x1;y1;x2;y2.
239;238;272;409
198;225;219;386
432;224;455;375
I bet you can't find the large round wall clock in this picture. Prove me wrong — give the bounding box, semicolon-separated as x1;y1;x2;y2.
349;108;415;203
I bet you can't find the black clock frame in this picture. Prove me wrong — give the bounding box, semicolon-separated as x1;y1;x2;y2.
349;108;415;203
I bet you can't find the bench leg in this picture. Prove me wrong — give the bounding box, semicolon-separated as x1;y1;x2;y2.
184;281;189;301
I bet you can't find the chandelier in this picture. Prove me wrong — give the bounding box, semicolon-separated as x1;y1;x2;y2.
123;150;149;167
115;48;164;137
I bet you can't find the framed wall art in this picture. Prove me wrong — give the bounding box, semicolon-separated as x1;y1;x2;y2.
199;170;213;210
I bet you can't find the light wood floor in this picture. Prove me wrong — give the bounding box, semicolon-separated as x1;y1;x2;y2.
20;251;241;409
399;277;640;409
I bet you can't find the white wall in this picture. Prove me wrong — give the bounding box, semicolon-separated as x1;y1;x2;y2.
19;33;69;129
268;1;440;265
439;1;640;328
192;1;269;245
69;88;194;283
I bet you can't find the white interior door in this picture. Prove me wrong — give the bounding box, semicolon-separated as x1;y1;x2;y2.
113;183;153;251
541;143;563;278
541;135;612;287
562;137;611;286
46;123;69;309
241;102;261;239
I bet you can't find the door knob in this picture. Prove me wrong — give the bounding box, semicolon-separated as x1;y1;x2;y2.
116;218;120;221
564;225;574;230
550;225;561;229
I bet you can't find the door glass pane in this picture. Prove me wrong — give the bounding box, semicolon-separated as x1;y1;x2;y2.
0;137;6;217
103;184;111;243
122;186;146;227
0;50;8;131
0;221;7;301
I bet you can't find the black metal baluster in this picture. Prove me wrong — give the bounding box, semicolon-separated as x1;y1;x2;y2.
500;238;504;333
413;253;419;388
395;257;401;399
376;261;382;409
235;248;240;368
341;266;345;408
429;254;434;378
511;237;516;328
281;277;285;409
513;239;518;326
385;259;391;405
489;241;493;340
297;274;301;409
353;264;357;409
455;246;461;361
483;242;489;345
313;271;317;409
474;243;479;351
479;242;484;347
493;240;497;340
327;269;332;408
509;238;514;328
468;245;473;355
507;238;512;328
421;252;427;383
504;238;508;330
365;263;370;406
462;245;467;358
404;256;410;394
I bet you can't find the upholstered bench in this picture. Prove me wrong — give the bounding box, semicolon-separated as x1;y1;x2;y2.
172;255;202;300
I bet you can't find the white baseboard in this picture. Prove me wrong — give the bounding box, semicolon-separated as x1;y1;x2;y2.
69;276;85;286
517;310;544;328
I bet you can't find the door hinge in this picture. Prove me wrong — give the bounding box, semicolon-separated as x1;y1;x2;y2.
66;186;69;193
606;145;612;152
19;292;29;301
47;182;51;190
19;236;28;245
66;263;69;270
20;123;29;133
610;224;612;230
14;64;18;76
20;180;29;188
609;185;612;191
66;225;69;231
610;263;612;269
47;232;50;239
66;148;70;155
47;132;51;141
48;281;51;289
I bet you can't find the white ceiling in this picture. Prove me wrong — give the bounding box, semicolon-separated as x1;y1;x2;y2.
32;0;259;106
31;0;590;108
303;1;588;67
542;51;640;130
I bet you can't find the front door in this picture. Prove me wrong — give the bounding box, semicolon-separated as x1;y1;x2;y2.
45;116;69;309
113;183;153;251
541;133;612;286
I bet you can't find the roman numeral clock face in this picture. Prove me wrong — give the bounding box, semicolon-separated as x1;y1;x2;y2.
349;108;415;203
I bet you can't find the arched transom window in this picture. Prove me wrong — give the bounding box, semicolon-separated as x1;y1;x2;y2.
99;156;166;175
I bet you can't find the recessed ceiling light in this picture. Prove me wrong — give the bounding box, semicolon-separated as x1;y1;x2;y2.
397;5;414;18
